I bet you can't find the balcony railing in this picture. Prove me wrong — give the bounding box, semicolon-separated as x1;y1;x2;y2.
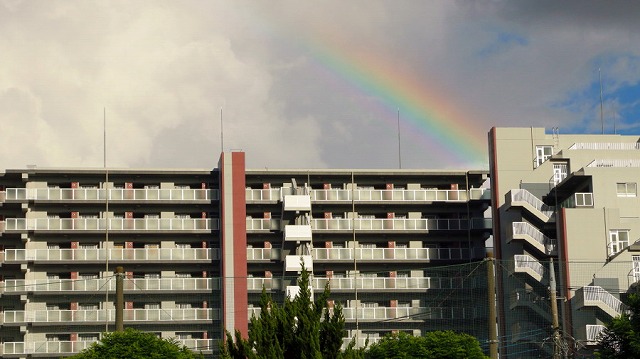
585;324;606;343
246;188;281;201
310;218;491;231
587;159;640;168
510;189;555;219
560;193;594;208
570;142;640;150
247;248;281;261
4;218;217;232
2;278;219;294
2;339;213;355
248;306;477;321
310;188;490;202
4;188;217;202
2;248;217;263
512;222;557;255
513;255;545;280
313;247;484;261
575;286;627;318
312;276;471;291
3;308;218;324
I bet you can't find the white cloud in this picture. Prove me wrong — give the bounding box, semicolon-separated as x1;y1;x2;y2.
2;1;640;170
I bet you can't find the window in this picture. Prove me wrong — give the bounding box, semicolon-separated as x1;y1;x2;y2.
617;183;637;197
609;230;630;256
633;256;640;282
535;145;553;167
553;163;568;185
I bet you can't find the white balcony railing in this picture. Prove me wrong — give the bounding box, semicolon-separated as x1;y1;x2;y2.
247;248;281;261
512;222;557;255
311;188;490;202
3;308;218;324
2;339;213;355
510;189;555;219
576;286;627;317
4;188;217;202
587;159;640;168
310;218;491;231
570;142;640;151
248;306;476;321
313;247;484;261
246;218;278;231
2;278;219;294
311;276;470;291
585;324;606;343
514;255;545;279
4;218;217;232
246;188;281;201
2;248;217;263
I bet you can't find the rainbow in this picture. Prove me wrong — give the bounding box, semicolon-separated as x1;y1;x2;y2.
253;9;488;168
306;41;488;168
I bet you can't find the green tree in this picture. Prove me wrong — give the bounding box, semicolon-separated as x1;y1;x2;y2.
597;293;640;358
69;328;202;359
220;264;349;359
365;331;488;359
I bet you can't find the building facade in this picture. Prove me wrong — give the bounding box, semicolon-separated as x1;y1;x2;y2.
489;127;640;358
0;151;492;358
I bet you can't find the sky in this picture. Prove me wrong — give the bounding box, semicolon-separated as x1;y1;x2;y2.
2;0;640;171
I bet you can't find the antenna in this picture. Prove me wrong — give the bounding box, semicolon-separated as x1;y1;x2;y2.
599;68;604;134
397;108;402;169
612;102;617;134
220;106;224;153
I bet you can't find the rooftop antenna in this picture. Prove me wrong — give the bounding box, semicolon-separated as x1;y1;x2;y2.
397;108;402;169
103;107;110;332
612;102;617;134
599;68;604;134
220;106;224;153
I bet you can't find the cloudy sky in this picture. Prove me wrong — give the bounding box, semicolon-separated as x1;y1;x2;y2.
2;1;640;170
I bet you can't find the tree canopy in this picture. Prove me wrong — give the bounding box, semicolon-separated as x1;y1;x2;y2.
220;264;357;359
69;328;202;359
597;293;640;358
365;331;488;359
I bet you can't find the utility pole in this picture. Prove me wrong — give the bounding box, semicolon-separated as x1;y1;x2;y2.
486;256;498;359
115;266;124;332
549;258;563;358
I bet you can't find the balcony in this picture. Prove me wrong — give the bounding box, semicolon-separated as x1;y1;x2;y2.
510;222;557;256
246;188;281;202
513;255;545;282
283;195;311;211
507;189;555;222
248;306;477;322
246;218;278;231
246;248;281;261
2;248;217;264
3;308;219;325
3;188;217;202
581;324;606;344
509;289;552;321
2;339;213;356
284;225;312;241
2;278;219;294
4;218;217;233
310;218;491;232
313;247;484;262
284;255;313;271
574;286;627;318
311;276;471;291
310;188;489;202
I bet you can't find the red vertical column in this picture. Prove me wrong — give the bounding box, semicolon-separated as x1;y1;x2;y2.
219;152;248;337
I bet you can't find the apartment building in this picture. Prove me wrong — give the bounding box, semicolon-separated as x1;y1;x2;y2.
0;151;492;358
489;127;640;358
